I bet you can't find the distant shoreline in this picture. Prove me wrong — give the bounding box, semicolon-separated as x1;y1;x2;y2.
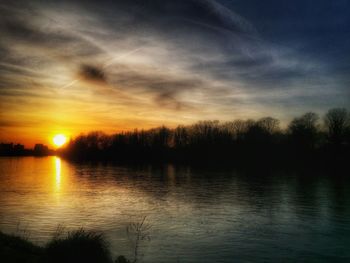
2;108;349;168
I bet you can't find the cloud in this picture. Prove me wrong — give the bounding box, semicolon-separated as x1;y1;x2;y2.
79;64;106;83
0;0;349;143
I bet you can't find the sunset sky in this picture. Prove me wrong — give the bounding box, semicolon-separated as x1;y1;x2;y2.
0;0;349;147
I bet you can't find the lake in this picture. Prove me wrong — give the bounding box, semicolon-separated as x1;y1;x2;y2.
0;156;349;262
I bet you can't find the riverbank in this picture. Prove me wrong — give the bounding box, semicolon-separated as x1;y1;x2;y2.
0;230;129;263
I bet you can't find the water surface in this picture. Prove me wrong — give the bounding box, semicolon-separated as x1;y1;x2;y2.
0;157;349;262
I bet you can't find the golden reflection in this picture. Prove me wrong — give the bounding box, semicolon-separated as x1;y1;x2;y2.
54;157;61;191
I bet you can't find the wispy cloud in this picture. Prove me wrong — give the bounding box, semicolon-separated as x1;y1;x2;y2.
0;0;349;145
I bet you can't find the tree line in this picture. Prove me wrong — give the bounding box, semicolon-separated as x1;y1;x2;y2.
60;108;350;165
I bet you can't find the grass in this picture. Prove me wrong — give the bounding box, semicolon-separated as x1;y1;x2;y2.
0;229;130;263
0;232;43;263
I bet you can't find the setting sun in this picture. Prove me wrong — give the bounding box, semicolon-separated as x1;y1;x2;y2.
53;134;67;147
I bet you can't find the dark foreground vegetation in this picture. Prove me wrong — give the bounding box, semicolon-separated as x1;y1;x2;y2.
60;108;350;166
0;230;130;263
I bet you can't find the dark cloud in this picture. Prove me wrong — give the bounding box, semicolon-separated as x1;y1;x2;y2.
74;0;255;34
156;91;194;111
1;16;74;46
105;65;204;110
79;64;106;83
0;2;105;60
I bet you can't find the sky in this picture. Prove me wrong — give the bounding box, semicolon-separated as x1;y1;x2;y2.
0;0;349;147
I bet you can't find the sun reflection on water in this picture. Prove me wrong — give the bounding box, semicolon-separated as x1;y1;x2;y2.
54;157;61;191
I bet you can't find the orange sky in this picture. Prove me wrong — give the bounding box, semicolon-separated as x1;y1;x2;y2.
1;1;348;148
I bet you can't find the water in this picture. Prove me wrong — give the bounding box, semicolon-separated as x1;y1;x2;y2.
0;156;349;262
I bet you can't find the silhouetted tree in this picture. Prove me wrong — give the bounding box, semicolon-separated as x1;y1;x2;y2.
324;108;349;146
288;112;320;151
257;117;280;134
173;126;189;148
58;109;348;165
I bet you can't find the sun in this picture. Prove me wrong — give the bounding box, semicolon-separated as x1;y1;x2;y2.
53;134;67;147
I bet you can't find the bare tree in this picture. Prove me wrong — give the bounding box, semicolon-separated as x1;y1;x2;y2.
288;112;320;149
324;108;349;145
257;117;280;134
